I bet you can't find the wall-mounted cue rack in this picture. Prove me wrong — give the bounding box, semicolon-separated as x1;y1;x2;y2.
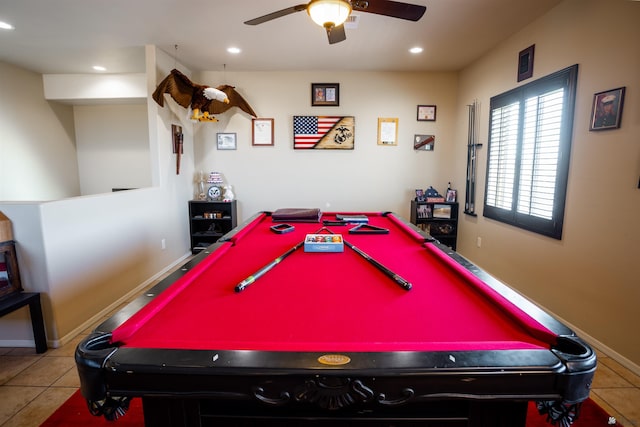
465;100;483;216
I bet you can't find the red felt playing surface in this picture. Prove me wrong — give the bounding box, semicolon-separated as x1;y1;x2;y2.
112;213;556;352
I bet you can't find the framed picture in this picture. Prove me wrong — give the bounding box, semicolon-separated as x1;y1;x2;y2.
377;118;398;145
446;189;457;202
311;83;339;106
417;105;436;121
293;115;355;150
216;133;237;150
0;241;23;298
589;87;626;131
415;189;425;202
433;204;452;219
416;204;431;219
517;44;535;82
414;134;435;151
252;118;274;146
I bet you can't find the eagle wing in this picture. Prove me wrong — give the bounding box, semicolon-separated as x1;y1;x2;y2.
206;85;258;117
152;69;197;109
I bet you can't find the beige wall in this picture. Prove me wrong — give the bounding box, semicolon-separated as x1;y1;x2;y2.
454;0;640;369
191;70;458;220
0;63;153;201
0;62;80;201
74;104;152;195
0;47;194;346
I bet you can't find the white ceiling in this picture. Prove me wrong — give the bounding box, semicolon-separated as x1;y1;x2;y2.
0;0;562;75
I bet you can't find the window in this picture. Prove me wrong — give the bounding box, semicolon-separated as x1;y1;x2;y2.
484;65;578;239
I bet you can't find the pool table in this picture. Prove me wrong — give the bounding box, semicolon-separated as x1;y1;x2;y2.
76;211;596;427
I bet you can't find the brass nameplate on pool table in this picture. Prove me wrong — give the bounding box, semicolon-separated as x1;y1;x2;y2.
318;354;351;365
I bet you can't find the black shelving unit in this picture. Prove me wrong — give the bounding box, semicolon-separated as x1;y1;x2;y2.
188;200;237;253
410;200;459;250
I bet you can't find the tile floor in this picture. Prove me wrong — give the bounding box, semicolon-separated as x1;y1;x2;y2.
1;286;639;426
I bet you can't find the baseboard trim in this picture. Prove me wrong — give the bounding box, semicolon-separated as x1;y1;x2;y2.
0;251;192;351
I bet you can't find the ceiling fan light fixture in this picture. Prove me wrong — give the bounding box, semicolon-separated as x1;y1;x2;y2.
307;0;352;28
0;21;15;30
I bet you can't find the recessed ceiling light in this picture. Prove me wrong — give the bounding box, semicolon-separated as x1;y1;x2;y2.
409;47;423;54
227;47;241;54
0;21;15;30
92;65;107;71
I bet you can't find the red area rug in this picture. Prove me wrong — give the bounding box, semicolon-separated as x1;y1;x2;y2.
41;390;621;426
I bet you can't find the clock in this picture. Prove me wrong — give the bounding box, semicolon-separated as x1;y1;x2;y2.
207;185;222;201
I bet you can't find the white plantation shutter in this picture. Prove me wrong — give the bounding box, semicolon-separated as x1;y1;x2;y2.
518;88;564;220
486;102;519;210
484;65;578;239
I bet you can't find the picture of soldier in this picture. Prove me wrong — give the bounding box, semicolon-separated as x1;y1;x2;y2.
590;87;625;131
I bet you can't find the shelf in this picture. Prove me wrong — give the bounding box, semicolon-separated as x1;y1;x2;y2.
188;200;238;254
410;200;458;250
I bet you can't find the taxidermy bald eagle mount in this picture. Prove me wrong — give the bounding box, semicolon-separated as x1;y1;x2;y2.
152;69;257;122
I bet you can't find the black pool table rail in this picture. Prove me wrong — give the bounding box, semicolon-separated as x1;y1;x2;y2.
77;328;595;401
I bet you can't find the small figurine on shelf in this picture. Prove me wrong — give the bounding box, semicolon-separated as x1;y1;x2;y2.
223;185;235;202
195;171;207;201
425;186;445;203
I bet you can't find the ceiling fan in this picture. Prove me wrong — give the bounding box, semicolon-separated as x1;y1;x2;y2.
244;0;427;44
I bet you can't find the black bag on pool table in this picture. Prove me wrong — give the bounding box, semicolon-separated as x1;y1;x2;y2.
271;208;322;223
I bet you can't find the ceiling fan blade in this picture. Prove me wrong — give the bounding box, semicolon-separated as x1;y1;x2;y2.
352;0;426;21
327;24;347;44
244;4;308;25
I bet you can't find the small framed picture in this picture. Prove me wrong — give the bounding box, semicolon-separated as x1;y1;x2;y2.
415;189;425;202
446;189;457;202
216;133;237;150
414;134;435;151
433;204;452;219
311;83;339;106
417;105;436;121
377;117;398;145
252;118;274;146
417;204;431;219
517;44;535;82
0;242;23;298
589;87;625;131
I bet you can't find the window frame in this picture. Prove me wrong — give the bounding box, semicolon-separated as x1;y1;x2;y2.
483;64;579;239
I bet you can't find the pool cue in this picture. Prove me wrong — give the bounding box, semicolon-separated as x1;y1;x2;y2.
322;226;411;291
320;224;410;291
343;240;412;291
234;241;304;292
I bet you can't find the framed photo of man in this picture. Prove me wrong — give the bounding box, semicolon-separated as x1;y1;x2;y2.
311;83;339;106
590;87;625;131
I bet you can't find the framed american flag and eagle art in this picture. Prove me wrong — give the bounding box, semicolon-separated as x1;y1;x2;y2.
293;116;354;150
